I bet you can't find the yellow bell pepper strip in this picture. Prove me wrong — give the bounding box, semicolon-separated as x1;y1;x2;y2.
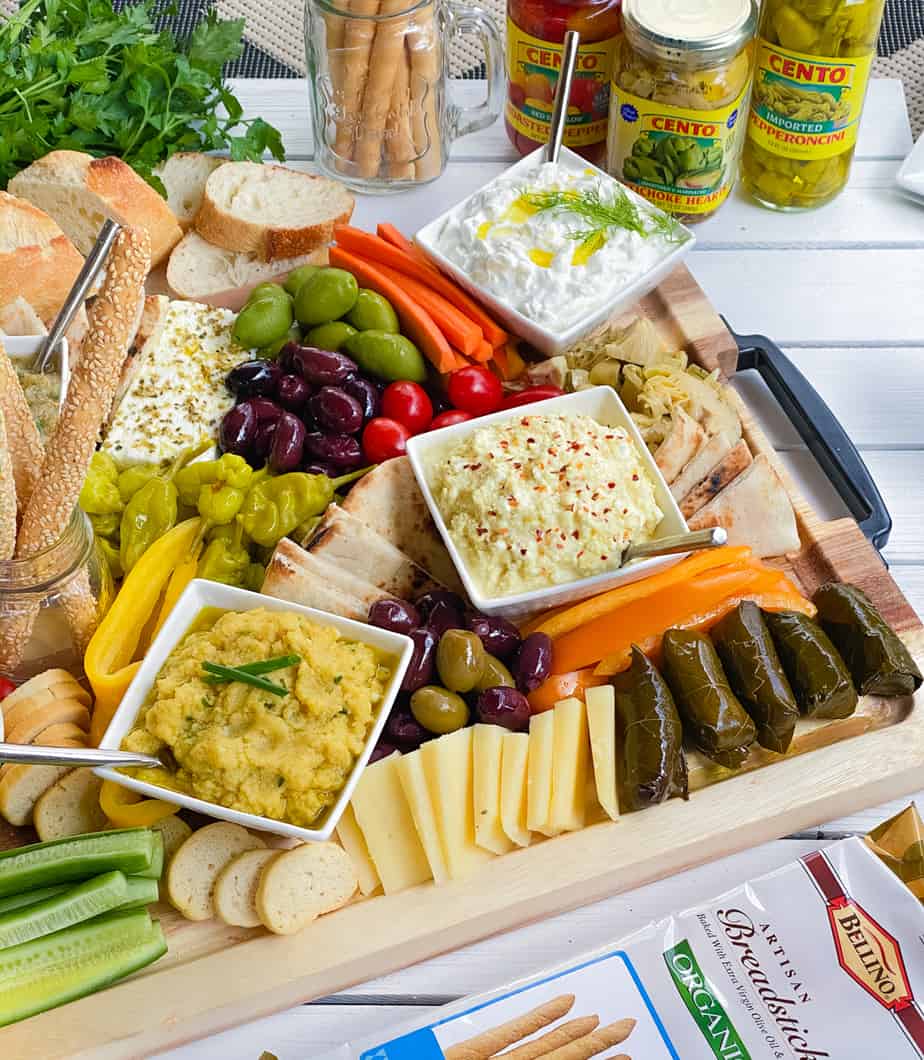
151;536;204;640
99;780;178;828
86;517;202;746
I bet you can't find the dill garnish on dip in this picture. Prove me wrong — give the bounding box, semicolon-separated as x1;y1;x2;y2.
434;161;689;330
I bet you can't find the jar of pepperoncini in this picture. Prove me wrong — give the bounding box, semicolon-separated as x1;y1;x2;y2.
740;0;886;211
606;0;757;223
505;0;622;165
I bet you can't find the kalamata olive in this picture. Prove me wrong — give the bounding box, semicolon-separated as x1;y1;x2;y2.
410;686;469;735
436;629;486;693
288;344;358;387
514;632;552;693
475;687;531;732
308;386;365;435
276;373;312;412
218;402;257;457
268;412;306;473
465;612;522;660
225;359;281;398
426;600;465;640
240;397;284;425
368;597;421;635
342;376;381;421
302;461;340;478
303;432;364;469
400;628;436;693
415;589;465;619
385;707;431;748
252;419;277;461
369;740;399;763
473;654;515;692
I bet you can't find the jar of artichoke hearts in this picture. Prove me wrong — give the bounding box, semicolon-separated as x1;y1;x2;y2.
607;0;758;223
740;0;887;211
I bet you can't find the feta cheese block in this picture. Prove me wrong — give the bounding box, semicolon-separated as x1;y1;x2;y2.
500;732;532;848
335;804;381;897
585;685;619;821
549;697;590;834
102;300;251;467
472;725;515;856
527;709;559;837
396;750;449;884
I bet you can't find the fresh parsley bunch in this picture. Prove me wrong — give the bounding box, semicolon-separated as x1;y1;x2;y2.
0;0;285;188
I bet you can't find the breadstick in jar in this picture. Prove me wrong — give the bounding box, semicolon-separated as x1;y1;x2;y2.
385;35;416;179
407;7;443;181
0;410;15;561
333;0;381;166
0;341;44;513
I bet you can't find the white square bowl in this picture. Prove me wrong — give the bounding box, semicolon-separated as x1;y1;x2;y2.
5;336;70;411
414;146;695;356
94;579;413;842
406;386;691;620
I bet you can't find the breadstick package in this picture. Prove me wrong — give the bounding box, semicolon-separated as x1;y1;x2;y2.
316;837;924;1058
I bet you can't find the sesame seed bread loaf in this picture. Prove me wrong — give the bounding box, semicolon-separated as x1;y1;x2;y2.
167;231;328;311
9;150;182;267
194;162;354;261
153;152;227;230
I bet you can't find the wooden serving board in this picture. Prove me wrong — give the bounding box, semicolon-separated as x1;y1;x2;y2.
5;265;924;1059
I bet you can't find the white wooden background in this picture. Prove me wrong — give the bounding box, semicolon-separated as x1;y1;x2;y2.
161;79;924;1059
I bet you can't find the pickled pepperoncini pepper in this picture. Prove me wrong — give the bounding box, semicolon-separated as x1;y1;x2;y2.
198;521;252;586
79;452;124;516
175;453;253;527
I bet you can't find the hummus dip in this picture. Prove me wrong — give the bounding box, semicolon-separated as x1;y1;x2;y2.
431;414;663;597
122;608;395;827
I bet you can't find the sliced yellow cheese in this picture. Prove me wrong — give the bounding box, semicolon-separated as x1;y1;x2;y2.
421;728;493;881
472;725;514;855
335;803;381;897
549;697;590;833
501;732;532;848
350;756;432;895
585;684;619;821
527;709;559;837
396;749;449;884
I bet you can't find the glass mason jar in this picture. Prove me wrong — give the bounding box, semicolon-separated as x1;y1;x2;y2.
306;0;504;193
740;0;887;211
607;0;758;223
0;509;113;684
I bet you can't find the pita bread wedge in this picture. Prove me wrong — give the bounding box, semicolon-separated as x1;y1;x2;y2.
261;538;385;621
687;454;800;558
303;505;440;600
680;440;752;518
339;457;464;593
670;431;735;502
654;408;706;484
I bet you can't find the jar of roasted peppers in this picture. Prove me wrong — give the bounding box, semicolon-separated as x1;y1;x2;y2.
607;0;757;223
505;0;622;164
740;0;887;210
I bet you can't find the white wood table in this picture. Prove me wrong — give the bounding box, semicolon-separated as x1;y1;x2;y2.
160;79;924;1059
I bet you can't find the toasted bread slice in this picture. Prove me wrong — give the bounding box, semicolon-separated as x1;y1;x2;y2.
33;768;107;841
0;764;73;826
166;822;266;922
256;842;357;935
153;152;226;229
680;440;753;518
214;848;280;928
195;162;354;261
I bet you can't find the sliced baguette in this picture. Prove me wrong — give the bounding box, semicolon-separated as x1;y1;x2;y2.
0;669;91;712
33;768;107;841
214;848;280;928
256;842;357;935
0;764;73;826
153;152;226;229
4;699;91;746
9;150;182;266
195;162;354;261
167;232;328;311
166;822;266;922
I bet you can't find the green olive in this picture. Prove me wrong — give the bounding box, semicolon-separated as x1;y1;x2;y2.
342;329;427;383
259;324;302;359
473;654;515;693
294;268;359;327
436;629;485;693
305;321;358;351
283;264;321;297
346;289;400;333
248;282;291;305
410;686;469;734
233;296;294;349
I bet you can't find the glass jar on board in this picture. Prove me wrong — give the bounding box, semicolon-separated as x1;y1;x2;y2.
607;0;758;223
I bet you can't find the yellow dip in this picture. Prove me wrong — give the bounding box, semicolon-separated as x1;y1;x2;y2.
431;413;663;597
122;608;395;827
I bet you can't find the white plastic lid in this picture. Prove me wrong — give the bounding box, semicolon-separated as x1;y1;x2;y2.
622;0;756;60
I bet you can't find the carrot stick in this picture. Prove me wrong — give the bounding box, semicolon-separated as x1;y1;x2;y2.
328;246;458;374
377;222;422;257
355;0;412;179
385;38;416;180
333;225;508;346
471;339;494;363
334;0;380;166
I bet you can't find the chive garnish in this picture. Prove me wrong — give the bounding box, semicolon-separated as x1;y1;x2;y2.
201;661;288;696
202;654;300;687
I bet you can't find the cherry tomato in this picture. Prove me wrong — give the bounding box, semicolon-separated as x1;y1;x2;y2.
381;381;433;434
430;410;473;430
447;366;504;417
0;677;16;703
362;417;413;463
501;385;566;410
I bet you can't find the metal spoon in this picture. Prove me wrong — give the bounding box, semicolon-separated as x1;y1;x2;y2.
545;30;581;164
0;743;162;770
623;526;727;564
30;218;122;374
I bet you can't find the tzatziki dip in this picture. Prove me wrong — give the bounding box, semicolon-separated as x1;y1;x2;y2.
434;161;685;331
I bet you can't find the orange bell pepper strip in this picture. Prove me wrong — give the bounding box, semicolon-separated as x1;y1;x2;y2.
527;667;609;713
99;780;179;828
532;546;753;641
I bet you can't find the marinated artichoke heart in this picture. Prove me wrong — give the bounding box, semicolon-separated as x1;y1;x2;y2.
618;48;752;111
